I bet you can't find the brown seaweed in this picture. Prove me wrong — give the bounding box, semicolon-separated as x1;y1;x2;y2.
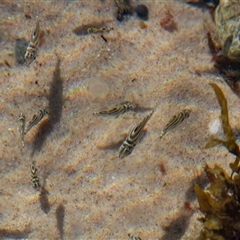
207;32;240;99
195;83;240;239
207;32;240;97
207;32;220;57
205;83;240;174
195;164;240;239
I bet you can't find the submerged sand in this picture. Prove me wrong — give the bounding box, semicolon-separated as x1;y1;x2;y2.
1;1;240;239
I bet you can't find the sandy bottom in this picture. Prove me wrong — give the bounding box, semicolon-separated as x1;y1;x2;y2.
1;1;240;239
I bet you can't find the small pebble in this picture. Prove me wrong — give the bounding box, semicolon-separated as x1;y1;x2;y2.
208;118;221;134
135;4;149;20
139;21;147;29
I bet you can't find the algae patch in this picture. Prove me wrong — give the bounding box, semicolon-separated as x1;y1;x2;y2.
205;83;240;175
195;83;240;239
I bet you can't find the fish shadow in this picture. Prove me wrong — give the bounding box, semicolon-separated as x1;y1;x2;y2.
39;186;50;214
161;170;208;240
15;38;28;65
0;228;31;239
161;214;191;240
38;168;51;214
56;203;65;239
31;56;63;154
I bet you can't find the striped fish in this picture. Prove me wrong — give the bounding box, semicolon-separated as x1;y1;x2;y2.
87;26;113;34
18;113;26;147
160;109;191;139
31;162;41;190
24;19;40;66
24;108;48;134
93;102;134;118
128;233;142;240
119;110;154;159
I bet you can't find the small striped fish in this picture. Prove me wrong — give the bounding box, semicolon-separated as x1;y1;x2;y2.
18;113;26;147
31;162;40;190
93;102;134;118
24;108;48;134
87;26;113;34
24;19;40;66
119;110;154;159
159;109;191;139
128;233;142;240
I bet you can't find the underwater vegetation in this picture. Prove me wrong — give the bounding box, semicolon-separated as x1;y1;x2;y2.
207;1;240;99
195;83;240;239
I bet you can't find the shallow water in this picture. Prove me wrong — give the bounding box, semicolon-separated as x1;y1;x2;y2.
1;1;240;239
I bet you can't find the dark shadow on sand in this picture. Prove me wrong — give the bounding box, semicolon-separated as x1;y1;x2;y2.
185;170;208;202
31;56;63;154
56;203;65;239
39;186;50;214
161;214;191;240
15;38;28;65
161;170;208;239
0;228;31;239
38;168;50;214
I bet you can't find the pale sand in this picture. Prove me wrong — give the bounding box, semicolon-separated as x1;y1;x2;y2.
1;1;240;239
